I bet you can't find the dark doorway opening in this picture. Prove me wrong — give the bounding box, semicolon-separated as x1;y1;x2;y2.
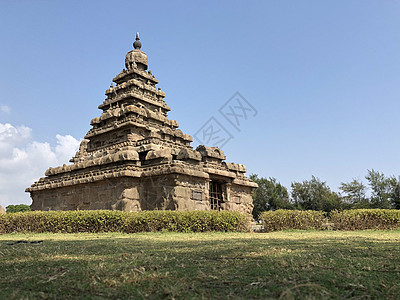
209;181;223;210
139;150;149;163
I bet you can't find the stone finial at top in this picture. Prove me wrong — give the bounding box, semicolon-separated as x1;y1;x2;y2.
133;32;142;50
125;32;148;70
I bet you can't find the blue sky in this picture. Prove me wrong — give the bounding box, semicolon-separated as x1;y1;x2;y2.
1;1;399;206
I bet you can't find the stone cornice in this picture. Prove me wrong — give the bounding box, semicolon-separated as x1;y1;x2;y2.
113;68;159;85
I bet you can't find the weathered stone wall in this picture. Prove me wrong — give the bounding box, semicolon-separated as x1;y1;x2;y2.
223;183;254;216
173;175;209;211
30;177;140;212
139;175;177;210
29;174;254;215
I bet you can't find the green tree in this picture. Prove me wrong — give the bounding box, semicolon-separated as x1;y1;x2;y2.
365;169;395;209
339;179;370;208
6;204;31;213
291;176;342;212
390;178;400;209
250;175;291;219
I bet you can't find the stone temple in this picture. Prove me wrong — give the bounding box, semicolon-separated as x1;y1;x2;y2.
26;33;257;215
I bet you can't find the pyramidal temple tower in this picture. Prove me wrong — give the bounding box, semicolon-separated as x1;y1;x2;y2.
26;33;257;215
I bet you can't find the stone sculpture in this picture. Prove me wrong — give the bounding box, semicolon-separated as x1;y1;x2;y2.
26;33;258;215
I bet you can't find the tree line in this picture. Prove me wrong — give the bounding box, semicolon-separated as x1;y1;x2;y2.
5;204;30;213
251;169;400;219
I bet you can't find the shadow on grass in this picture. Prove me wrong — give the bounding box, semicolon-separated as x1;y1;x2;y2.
0;232;399;299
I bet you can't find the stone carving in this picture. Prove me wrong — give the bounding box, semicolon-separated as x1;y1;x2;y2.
26;33;258;215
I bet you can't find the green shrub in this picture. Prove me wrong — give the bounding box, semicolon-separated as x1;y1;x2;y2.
5;204;30;213
259;210;327;232
0;210;249;234
258;209;400;231
330;209;400;230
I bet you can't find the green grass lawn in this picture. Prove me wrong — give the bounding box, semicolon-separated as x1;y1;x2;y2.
0;230;399;299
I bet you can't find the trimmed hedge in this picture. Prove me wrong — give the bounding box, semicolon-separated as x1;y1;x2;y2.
0;210;249;234
259;210;327;232
329;209;400;230
2;209;398;233
259;209;400;231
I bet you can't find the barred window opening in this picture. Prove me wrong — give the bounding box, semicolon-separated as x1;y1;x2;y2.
209;181;223;210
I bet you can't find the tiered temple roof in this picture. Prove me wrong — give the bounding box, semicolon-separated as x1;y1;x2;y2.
27;33;257;214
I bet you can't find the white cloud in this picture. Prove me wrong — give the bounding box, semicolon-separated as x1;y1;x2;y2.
55;134;81;164
0;123;32;157
0;123;80;208
0;105;11;114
